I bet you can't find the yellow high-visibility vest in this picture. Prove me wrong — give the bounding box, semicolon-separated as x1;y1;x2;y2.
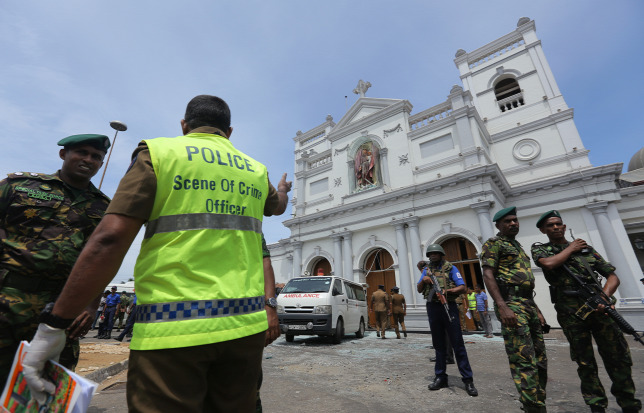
130;132;268;351
468;292;477;310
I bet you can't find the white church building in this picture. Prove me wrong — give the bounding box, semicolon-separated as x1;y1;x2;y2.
268;17;644;330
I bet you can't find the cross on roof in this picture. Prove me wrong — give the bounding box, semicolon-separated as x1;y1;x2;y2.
353;80;372;98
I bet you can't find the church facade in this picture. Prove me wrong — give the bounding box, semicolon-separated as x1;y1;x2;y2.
268;17;644;329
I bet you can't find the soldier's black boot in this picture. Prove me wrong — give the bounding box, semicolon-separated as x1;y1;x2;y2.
428;376;448;390
464;381;478;397
105;332;111;339
521;404;547;413
589;405;605;413
403;331;407;338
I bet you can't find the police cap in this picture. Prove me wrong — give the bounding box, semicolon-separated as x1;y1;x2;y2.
57;134;111;153
392;286;400;292
493;206;517;222
536;210;562;228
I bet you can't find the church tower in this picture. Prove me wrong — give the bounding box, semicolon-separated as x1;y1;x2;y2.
454;17;591;185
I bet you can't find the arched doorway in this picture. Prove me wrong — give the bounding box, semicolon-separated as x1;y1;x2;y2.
440;237;483;331
363;248;395;328
311;258;331;276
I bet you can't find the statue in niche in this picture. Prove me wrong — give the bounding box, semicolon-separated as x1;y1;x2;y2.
354;142;379;190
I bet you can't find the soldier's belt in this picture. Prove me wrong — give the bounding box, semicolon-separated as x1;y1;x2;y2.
1;273;66;294
499;285;533;301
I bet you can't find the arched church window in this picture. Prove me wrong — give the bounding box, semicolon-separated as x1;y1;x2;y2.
494;77;524;112
311;258;331;276
353;141;381;192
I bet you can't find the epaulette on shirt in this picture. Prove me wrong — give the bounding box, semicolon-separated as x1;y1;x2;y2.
7;172;57;181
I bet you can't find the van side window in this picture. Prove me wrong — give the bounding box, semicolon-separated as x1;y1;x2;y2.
333;279;343;295
353;286;366;301
344;282;355;299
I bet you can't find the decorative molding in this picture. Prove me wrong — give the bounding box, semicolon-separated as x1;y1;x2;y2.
453;20;533;68
283;164;513;228
355;240;399;271
502;150;590;180
303;248;335;275
334;144;350;156
334;177;342;187
329;99;413;142
490;108;574;143
303;193;334;208
512;139;541;161
508;163;622;197
383;124;403;138
294;162;332;179
398;154;409;166
428;226;483;249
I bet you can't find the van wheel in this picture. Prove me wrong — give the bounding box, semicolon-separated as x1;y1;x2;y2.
285;334;294;342
355;318;365;338
332;319;344;344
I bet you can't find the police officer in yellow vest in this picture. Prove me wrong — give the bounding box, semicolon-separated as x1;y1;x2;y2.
21;95;291;412
467;287;483;331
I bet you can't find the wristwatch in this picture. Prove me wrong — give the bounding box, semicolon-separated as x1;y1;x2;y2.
265;297;278;309
39;302;75;329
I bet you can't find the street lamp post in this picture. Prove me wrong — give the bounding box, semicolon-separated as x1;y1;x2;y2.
98;120;128;190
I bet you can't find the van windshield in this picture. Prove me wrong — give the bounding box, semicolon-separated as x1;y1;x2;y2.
282;277;332;293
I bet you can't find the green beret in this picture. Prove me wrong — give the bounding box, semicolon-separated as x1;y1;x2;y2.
57;134;110;152
536;210;561;228
493;206;517;222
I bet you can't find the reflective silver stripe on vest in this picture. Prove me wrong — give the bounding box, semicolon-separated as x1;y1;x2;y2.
135;296;265;323
144;213;262;239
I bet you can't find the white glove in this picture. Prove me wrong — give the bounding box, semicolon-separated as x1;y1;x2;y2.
21;323;67;406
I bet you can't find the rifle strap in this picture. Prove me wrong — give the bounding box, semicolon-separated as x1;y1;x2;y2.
578;255;602;287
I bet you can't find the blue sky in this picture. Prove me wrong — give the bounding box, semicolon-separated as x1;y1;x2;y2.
1;1;642;283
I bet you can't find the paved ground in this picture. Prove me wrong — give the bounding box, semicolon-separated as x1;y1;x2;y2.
84;329;644;412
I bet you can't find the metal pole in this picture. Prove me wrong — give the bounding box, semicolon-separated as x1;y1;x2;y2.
98;120;128;190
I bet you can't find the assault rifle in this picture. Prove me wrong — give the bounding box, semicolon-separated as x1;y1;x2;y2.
423;267;454;322
562;263;644;346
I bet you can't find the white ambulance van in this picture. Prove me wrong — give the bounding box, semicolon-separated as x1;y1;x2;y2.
277;276;368;344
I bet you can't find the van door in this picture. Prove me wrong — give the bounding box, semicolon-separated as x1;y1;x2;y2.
331;278;347;329
343;281;359;332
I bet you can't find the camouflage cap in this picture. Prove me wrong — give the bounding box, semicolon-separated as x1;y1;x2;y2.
57;134;110;152
536;210;561;228
493;206;517;222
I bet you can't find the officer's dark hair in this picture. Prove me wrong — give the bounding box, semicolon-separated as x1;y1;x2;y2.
184;95;231;132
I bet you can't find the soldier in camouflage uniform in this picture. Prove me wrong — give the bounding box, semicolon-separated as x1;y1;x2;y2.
481;206;547;413
0;134;110;386
531;210;641;413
